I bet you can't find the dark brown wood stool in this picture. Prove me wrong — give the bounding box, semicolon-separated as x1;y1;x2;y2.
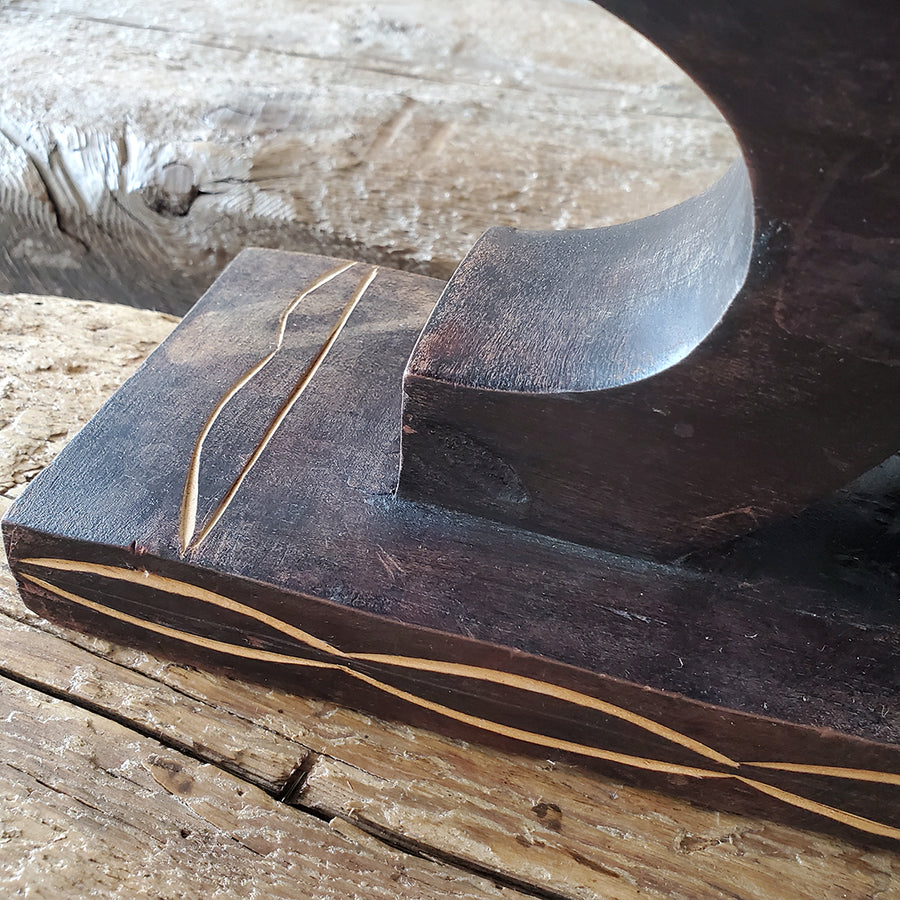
4;0;898;845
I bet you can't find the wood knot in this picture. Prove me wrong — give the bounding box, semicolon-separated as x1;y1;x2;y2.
145;755;195;796
531;800;563;832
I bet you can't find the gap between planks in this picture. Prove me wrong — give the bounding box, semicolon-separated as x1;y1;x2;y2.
0;673;514;900
3;562;900;899
0;591;545;898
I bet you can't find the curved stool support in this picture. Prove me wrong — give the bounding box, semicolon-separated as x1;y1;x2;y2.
401;0;900;556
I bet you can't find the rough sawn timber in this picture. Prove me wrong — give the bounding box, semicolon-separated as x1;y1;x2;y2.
0;675;509;900
0;0;737;312
1;292;898;898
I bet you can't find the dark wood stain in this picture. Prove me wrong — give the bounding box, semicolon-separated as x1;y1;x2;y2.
3;248;898;845
4;0;900;849
401;0;900;558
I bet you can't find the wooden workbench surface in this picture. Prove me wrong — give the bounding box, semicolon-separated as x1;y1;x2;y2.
0;0;736;312
2;294;898;899
2;1;898;895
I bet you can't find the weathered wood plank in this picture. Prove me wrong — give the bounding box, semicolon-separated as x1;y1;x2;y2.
0;0;737;311
0;675;510;899
298;749;900;900
0;293;178;494
0;602;305;794
2;292;899;896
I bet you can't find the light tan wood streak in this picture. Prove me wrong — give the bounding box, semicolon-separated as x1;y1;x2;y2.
21;557;732;766
734;776;900;841
178;260;356;552
18;571;732;782
189;265;379;550
742;761;900;786
20;573;343;669
20;557;342;656
18;567;900;841
350;653;735;766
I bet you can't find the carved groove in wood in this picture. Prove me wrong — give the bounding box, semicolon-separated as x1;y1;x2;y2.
179;263;378;551
18;558;900;842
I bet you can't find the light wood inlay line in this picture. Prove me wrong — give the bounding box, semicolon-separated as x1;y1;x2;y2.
350;653;735;766
179;261;355;552
20;557;731;765
19;572;730;782
179;262;378;552
189;265;377;550
733;776;900;841
23;557;342;655
18;560;900;841
743;761;900;786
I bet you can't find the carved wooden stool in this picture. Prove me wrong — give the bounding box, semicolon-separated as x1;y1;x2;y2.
4;0;898;843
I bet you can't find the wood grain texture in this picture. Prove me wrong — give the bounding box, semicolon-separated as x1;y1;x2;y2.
0;598;305;795
0;0;736;312
2;0;897;886
4;252;898;848
0;674;510;900
0;294;178;495
297;752;900;900
401;0;900;556
2;528;898;899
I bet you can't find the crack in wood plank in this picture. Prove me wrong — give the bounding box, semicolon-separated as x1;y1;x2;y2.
277;751;323;804
1;674;512;898
321;810;579;900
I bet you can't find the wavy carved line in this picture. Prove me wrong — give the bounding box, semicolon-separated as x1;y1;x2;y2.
732;776;900;840
179;263;377;552
20;557;732;766
178;263;355;552
179;261;354;551
18;561;900;841
20;571;727;782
